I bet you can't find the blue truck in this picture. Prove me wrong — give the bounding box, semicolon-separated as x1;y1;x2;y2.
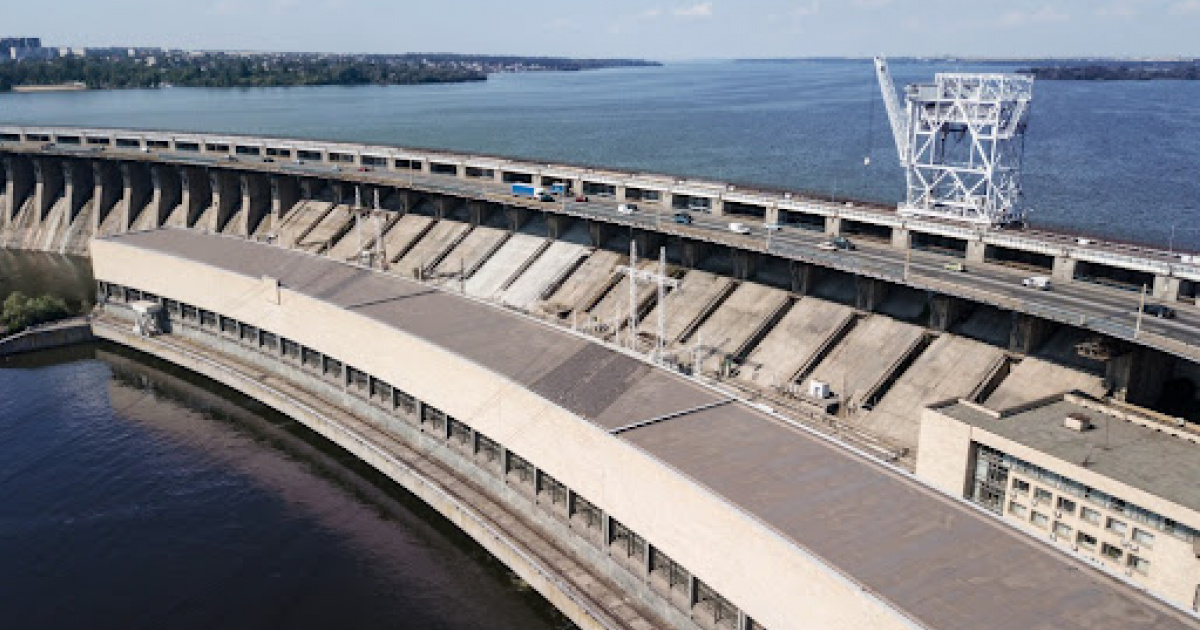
511;184;545;198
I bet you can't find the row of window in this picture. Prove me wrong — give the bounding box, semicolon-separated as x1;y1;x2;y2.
1008;500;1152;575
980;444;1198;542
1012;478;1157;547
101;281;763;630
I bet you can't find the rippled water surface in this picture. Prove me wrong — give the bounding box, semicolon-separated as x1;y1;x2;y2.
0;344;563;630
1;59;1196;250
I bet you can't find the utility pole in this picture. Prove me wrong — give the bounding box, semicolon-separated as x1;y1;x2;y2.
616;242;678;359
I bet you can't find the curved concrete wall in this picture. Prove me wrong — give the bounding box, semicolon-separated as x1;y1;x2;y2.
91;237;916;630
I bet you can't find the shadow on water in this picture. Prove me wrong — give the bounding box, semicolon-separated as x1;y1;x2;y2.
1;341;575;630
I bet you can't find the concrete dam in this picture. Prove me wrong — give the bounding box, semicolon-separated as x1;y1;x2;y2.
5;126;1200;629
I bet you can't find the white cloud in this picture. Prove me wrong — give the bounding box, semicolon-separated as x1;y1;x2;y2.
673;2;713;18
792;1;820;18
1000;5;1069;27
1095;1;1139;18
1169;0;1200;14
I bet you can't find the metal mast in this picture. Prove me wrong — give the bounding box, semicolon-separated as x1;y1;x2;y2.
874;57;1034;226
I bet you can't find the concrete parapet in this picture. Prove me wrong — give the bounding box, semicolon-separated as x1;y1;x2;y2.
1009;312;1055;355
63;159;94;221
180;167;211;229
1153;275;1181;302
270;175;299;223
965;239;987;264
240;173;270;235
33;156;65;220
209;169;241;233
1052;255;1077;281
0;317;94;357
855;276;889;312
120;161;152;230
149;164;181;227
891;227;911;250
4;155;33;226
90;160;122;232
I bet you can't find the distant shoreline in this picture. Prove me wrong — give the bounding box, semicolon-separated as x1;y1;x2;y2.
11;82;87;93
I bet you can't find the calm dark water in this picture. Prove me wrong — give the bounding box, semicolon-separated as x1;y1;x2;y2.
0;333;563;629
1;60;1197;250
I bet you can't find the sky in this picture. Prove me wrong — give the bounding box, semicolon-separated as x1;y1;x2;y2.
8;0;1200;59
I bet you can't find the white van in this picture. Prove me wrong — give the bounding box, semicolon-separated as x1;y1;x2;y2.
728;222;751;235
1022;276;1052;290
616;203;637;215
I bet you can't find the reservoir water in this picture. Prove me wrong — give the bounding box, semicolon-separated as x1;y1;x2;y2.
1;59;1198;626
0;59;1197;251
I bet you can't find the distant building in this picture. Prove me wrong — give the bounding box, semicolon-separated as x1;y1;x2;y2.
918;392;1200;611
1;36;56;62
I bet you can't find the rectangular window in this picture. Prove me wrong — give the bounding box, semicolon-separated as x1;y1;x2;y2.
1056;497;1077;515
475;433;501;466
1107;518;1128;536
1031;511;1050;528
1081;507;1101;525
1053;522;1072;538
1101;542;1123;561
1077;532;1098;549
1012;479;1030;495
1009;501;1028;518
1128;555;1151;574
1034;487;1053;504
1132;529;1155;547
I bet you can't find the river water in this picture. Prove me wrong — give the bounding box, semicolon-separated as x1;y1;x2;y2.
1;59;1197;250
1;60;1198;626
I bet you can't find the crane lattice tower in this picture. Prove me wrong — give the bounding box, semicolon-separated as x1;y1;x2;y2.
875;57;1034;227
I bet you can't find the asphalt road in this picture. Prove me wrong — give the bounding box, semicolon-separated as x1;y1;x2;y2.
25;143;1200;359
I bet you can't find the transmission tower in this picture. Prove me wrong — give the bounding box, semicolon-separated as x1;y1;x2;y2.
874;57;1034;226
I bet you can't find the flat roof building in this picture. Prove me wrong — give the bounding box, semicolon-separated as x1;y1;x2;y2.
919;392;1200;611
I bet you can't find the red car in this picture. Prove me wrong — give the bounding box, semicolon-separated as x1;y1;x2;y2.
575;195;588;202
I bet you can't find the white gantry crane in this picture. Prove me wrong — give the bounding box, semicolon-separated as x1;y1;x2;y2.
874;57;1034;227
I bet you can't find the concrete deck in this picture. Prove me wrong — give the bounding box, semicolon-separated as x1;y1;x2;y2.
636;270;733;348
325;211;391;262
464;233;546;300
863;335;1006;449
735;297;856;390
392;220;470;277
501;241;589;311
541;250;624;317
688;282;789;375
93;230;1200;630
986;357;1107;410
587;261;660;334
806;315;926;408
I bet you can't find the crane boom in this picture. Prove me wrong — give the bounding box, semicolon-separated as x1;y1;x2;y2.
873;56;908;164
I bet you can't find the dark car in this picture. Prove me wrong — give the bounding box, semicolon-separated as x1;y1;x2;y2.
673;212;693;225
1142;304;1177;319
831;236;855;251
539;194;556;202
263;157;275;163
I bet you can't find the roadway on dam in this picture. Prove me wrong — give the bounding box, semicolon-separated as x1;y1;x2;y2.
98;228;1197;630
27;141;1200;360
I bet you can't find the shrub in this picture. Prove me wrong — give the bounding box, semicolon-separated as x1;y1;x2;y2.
1;292;72;333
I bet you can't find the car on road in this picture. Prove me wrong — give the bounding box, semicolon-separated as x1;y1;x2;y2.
1022;276;1052;290
358;166;372;172
830;236;855;251
673;212;693;224
293;158;304;165
763;222;782;232
262;157;275;163
1142;303;1177;319
538;194;556;202
943;261;966;272
728;222;751;235
617;203;637;215
224;155;238;162
575;195;588;202
331;165;341;172
817;242;838;252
